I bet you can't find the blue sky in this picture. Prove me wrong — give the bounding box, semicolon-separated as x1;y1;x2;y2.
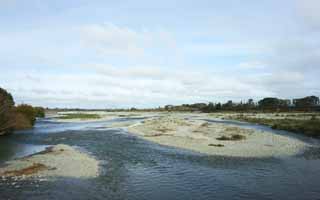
0;0;319;108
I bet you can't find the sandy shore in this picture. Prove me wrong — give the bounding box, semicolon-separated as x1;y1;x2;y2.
0;144;99;180
128;114;310;157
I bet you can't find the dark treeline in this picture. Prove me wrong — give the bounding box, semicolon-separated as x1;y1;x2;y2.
0;87;45;136
163;96;320;113
46;96;320;113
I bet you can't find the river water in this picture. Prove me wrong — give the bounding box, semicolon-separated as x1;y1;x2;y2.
1;117;320;200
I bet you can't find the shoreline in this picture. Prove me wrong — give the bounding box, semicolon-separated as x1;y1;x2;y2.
127;114;310;158
0;144;99;180
45;111;315;158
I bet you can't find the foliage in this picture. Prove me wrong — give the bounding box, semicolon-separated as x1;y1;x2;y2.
1;87;46;135
58;113;101;120
216;134;246;141
15;104;37;126
293;96;320;110
34;107;45;118
195;96;319;113
14;112;33;130
0;88;15;135
232;116;320;137
258;98;290;110
208;144;224;147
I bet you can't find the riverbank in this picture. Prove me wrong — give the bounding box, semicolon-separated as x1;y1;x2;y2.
127;114;309;157
1;110;320;200
52;111;159;123
49;111;312;158
0;144;99;180
218;113;320;137
40;111;316;158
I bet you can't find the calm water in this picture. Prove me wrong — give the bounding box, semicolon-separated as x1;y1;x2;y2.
1;117;320;200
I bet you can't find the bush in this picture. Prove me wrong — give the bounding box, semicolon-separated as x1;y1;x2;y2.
0;88;15;135
14;112;33;130
34;107;45;118
216;134;246;141
1;87;45;134
208;144;224;147
15;104;37;126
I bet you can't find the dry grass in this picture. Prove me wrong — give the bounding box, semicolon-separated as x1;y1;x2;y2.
14;112;33;130
144;133;166;137
156;127;174;133
208;144;224;147
0;163;50;176
230;115;320;137
216;134;246;141
57;113;101;120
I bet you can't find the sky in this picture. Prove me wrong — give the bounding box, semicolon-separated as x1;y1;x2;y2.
0;0;319;108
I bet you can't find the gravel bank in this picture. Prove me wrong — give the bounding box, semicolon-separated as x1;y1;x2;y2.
0;144;99;179
128;115;310;158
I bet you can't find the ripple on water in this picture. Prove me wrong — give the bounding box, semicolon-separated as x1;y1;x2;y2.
1;118;320;200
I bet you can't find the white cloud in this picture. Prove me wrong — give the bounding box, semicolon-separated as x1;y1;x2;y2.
3;63;313;109
80;23;177;59
1;9;319;109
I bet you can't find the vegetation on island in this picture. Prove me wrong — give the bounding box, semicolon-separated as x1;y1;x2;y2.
229;115;320;137
216;134;246;141
161;96;320;137
57;113;101;120
0;87;45;135
2;84;320;138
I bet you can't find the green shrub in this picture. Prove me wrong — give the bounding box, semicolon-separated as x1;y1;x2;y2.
58;113;101;120
208;144;224;147
216;134;246;141
0;88;15;135
14;112;33;130
15;104;37;126
233;115;320;137
34;107;45;118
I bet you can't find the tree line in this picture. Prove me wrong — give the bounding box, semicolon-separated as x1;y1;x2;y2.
163;96;320;112
0;87;45;136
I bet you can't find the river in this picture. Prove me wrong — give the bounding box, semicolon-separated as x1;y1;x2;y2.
1;117;320;200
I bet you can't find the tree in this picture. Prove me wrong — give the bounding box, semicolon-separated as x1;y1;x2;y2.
222;100;234;110
258;97;290;111
215;103;222;110
201;102;215;113
0;88;15;135
293;96;320;110
34;107;45;118
248;99;254;105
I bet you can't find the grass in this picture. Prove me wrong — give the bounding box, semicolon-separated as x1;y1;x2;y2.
231;116;320;137
0;163;49;176
208;143;224;147
58;113;101;120
216;134;246;141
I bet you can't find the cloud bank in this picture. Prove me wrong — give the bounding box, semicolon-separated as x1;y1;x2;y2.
0;0;319;108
